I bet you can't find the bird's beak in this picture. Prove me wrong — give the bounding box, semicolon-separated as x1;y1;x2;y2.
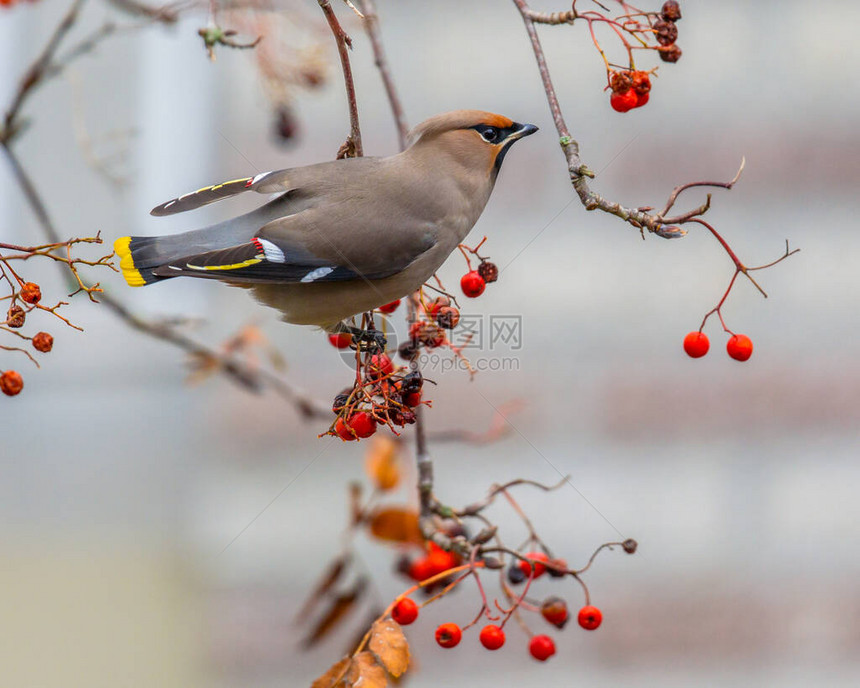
506;122;539;142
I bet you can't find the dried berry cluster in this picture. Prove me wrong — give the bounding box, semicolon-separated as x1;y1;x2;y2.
590;1;684;112
326;342;424;441
2;280;56;397
655;1;683;64
324;245;501;439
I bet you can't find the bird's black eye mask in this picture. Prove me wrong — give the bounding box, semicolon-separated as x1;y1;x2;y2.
471;123;530;171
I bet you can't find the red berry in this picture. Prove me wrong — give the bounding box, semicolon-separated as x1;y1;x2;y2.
367;353;394;379
20;282;41;304
479;624;505;650
425;296;450;317
408;556;434;582
634;91;650;108
0;370;23;396
404;390;422;407
378;299;401;314
610;88;638;113
460;271;486;298
435;622;462;648
334;417;357;441
426;547;458;576
577;605;603;630
347;411;377;438
726;333;753;361
683;331;710;358
541;596;569;628
392;597;419;625
632;71;651;95
328;332;352;349
517;551;549;578
528;634;556;661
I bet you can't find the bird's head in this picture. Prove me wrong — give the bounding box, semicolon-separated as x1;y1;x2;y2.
406;110;538;177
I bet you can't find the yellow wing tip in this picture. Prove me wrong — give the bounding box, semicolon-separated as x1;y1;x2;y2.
113;236;146;287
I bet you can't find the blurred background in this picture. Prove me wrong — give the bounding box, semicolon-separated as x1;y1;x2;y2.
2;1;859;686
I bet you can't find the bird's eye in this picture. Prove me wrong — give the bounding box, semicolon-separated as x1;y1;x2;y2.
480;127;500;143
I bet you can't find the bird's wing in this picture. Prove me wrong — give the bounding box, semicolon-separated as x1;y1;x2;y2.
149;170;297;217
149;157;383;217
151;212;437;285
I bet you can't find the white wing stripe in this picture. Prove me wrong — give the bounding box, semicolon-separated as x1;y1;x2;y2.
300;267;334;283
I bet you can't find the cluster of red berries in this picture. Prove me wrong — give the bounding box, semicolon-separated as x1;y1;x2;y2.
390;593;601;661
683;331;753;362
609;70;652;113
405;541;459;583
460;260;498;299
655;1;683;64
329;360;424;440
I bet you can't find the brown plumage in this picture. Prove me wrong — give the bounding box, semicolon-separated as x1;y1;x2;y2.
114;110;537;329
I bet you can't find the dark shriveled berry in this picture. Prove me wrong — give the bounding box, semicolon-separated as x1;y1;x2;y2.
436;306;460;330
332;393;350;414
507;562;527;584
32;331;53;353
661;0;682;22
7;305;25;328
477;261;499;283
401;370;423;393
610;70;633;94
653;18;678;46
398;340;419;361
632;71;651;95
623;538;638;554
659;43;682;63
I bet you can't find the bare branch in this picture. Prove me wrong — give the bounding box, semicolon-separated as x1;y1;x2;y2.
318;0;363;158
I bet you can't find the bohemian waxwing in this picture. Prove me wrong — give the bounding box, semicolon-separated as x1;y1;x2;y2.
114;110;537;330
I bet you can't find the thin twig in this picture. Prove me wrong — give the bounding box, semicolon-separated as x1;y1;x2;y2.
318;0;363;158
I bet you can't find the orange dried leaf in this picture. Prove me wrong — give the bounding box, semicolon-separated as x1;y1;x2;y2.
311;656;350;688
368;507;423;545
346;652;387;688
369;619;410;678
364;436;401;491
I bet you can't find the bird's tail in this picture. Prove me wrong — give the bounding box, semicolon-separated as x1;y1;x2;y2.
114;235;175;287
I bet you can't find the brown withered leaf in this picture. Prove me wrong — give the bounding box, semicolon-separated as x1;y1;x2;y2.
368;507;423;545
311;656;351;688
301;577;367;648
364;436;401;491
346;652;387;688
369;619;410;678
295;553;352;623
350;482;364;526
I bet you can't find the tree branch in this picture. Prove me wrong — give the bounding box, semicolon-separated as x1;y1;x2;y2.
318;0;363;158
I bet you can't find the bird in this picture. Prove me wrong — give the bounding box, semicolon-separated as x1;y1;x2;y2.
114;110;537;332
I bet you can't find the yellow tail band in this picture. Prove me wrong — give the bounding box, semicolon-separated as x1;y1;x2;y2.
113;236;147;287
